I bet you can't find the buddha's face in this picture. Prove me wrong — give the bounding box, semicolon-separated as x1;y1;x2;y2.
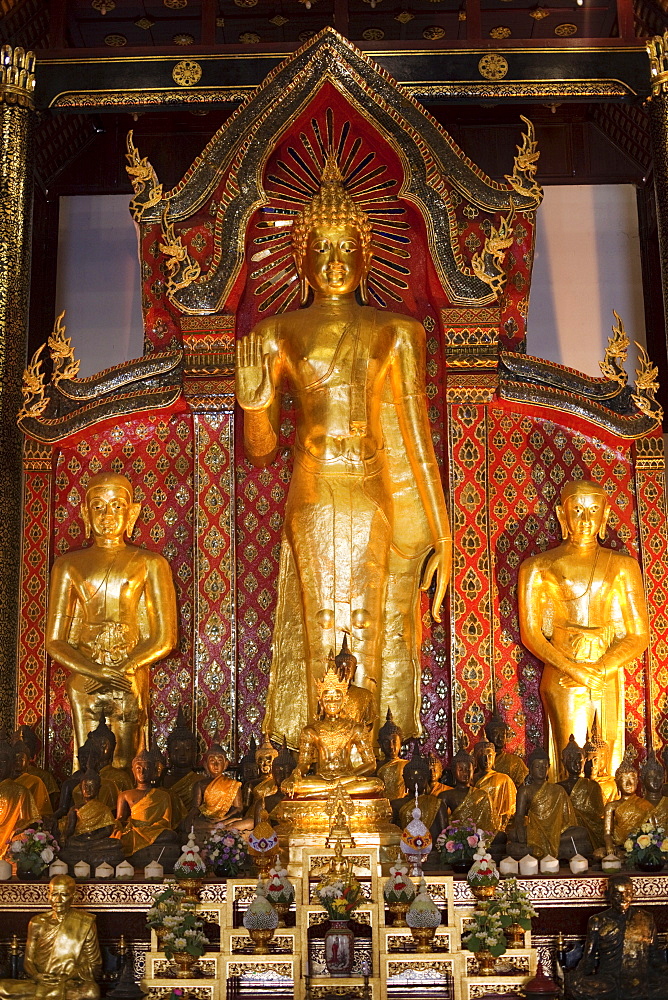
382;733;402;760
609;879;633;913
617;770;638;796
564;752;583;778
643;768;664;795
558;488;607;544
95;737;113;767
169;737;197;769
429;758;443;783
81;778;100;801
256;751;276;776
320;687;345;720
476;747;495;774
530;757;549;781
85;485;134;541
302;223;366;298
132;758;153;786
487;725;506;752
453;761;473;787
205;752;227;777
13;750;28;774
49;878;76;918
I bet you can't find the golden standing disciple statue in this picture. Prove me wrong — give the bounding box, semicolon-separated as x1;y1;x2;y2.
236;158;452;745
281;668;384;799
0;875;101;1000
46;473;178;770
518;480;649;777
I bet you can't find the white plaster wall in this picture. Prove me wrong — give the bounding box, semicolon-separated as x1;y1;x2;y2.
55;195;144;378
527;184;646;378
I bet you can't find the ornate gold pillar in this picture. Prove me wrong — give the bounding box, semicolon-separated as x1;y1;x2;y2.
648;33;668;336
0;46;36;731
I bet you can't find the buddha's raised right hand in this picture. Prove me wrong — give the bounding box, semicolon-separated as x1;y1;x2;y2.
236;332;275;411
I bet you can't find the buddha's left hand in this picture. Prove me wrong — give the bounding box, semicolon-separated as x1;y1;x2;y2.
420;538;452;622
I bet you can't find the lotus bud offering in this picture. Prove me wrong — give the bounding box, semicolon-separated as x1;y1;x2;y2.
175;827;206;878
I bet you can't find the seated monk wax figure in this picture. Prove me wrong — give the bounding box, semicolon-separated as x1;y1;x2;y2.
0;875;101;1000
59;768;124;869
162;708;202;825
281;668;384;800
0;740;40;853
427;754;451;797
439;745;496;835
13;740;52;816
508;747;587;860
604;753;653;857
12;725;59;810
186;744;243;837
559;736;605;853
332;636;376;731
112;748;179;863
485;711;528;788
392;750;448;843
86;718;133;799
473;739;516;832
566;874;668;1000
376;709;407;801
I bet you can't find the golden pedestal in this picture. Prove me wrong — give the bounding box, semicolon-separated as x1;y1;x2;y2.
274;797;401;877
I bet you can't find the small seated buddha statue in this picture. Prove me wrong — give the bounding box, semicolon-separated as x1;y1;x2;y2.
186;743;243;837
376;709;407;800
0;740;40;848
87;717;133;800
473;739;516;832
392;749;448;842
439;745;496;834
641;749;668;828
13;740;52;817
333;636;376;731
59;767;125;869
54;740;117;822
163;708;202;826
485;710;528;788
243;735;278;814
112;748;180;869
264;738;297;820
603;752;653;857
558;735;605;853
281;668;384;799
12;725;59;810
507;747;588;860
427;754;451;797
585;716;619;805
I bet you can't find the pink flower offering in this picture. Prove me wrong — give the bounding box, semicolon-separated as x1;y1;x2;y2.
467;836;478;847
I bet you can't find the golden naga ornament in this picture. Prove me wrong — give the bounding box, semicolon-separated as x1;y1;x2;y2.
236;156;452;745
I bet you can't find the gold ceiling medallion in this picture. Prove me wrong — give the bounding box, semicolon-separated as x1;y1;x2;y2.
554;22;577;34
250;109;412;315
91;0;116;12
489;25;511;38
164;0;187;7
423;25;445;38
172;60;202;86
362;28;385;38
395;10;414;21
239;31;261;42
104;34;127;45
529;7;550;18
478;53;509;80
173;33;195;45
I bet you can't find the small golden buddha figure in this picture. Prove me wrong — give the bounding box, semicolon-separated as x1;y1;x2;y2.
243;735;278;818
0;741;39;851
439;746;495;834
427;754;451;797
55;740;117;820
484;712;528;788
333;636;376;731
281;668;384;799
12;725;59;809
0;875;101;1000
46;472;178;770
265;738;297;819
393;751;448;842
641;749;668;828
87;718;133;798
112;749;179;863
187;744;243;836
518;480;649;778
163;708;202;825
238;157;452;747
583;722;619;805
508;747;580;859
376;709;407;800
558;735;605;853
603;753;653;857
59;768;124;870
13;740;52;816
473;739;516;832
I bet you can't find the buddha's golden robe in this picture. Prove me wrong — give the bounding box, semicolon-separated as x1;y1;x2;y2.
648;796;668;830
398;793;443;831
342;686;376;729
0;907;101;1000
25;764;59;799
524;782;577;859
112;788;173;855
451;787;495;834
99;765;133;798
377;759;407;801
16;772;52;816
74;799;115;836
430;781;452;796
596;774;619;805
0;779;39;852
609;794;653;846
474;771;516;832
166;772;200;825
72;779;117;812
200;775;241;820
569;777;605;851
494;752;528;788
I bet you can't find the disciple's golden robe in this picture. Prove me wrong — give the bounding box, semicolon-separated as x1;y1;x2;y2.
451;787;495;834
0;908;101;1000
648;796;668;830
569;777;605;851
398;794;443;831
494;752;528;788
167;773;200;825
524;782;577;858
200;775;241;821
74;800;115;836
99;765;133;797
609;795;653;847
377;759;407;801
72;779;117;812
475;771;516;832
596;774;620;805
0;779;39;851
25;764;59;799
112;789;173;855
16;773;52;816
341;685;376;729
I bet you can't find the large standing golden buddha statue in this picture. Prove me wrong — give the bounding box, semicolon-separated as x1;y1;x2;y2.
236;158;452;745
518;480;649;776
